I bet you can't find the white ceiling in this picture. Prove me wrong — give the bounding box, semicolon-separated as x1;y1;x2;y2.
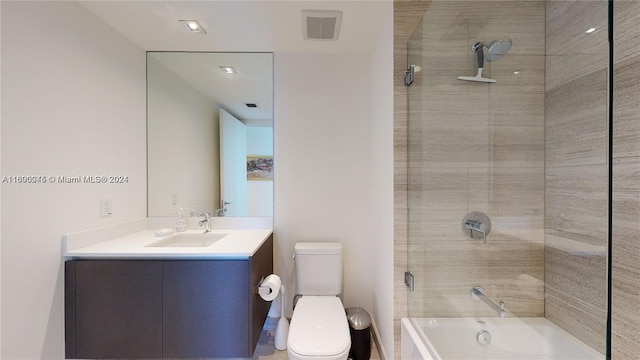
79;1;390;53
149;52;274;121
80;1;390;122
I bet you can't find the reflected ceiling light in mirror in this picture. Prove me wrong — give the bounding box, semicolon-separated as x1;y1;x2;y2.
178;20;206;34
585;27;598;34
219;66;236;74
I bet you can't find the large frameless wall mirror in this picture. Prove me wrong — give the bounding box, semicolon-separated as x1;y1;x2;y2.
147;52;273;218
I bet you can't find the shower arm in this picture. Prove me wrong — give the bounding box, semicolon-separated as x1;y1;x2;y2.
472;42;485;69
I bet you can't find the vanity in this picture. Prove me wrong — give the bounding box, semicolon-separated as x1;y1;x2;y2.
63;227;273;359
63;50;276;359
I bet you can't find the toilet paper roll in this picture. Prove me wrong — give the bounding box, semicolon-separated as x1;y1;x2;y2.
258;274;281;301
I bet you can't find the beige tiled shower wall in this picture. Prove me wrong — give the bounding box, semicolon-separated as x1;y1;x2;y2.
544;1;609;353
404;0;545;319
612;1;640;358
396;0;640;358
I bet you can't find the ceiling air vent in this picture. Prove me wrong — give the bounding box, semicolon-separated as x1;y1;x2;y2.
302;10;343;40
245;103;258;108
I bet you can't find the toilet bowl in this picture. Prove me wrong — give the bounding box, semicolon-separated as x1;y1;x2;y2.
287;296;350;360
287;242;350;360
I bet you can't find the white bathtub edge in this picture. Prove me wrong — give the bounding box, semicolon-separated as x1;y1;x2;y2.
401;318;434;360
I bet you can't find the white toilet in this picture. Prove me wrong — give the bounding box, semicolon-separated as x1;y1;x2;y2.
287;242;351;360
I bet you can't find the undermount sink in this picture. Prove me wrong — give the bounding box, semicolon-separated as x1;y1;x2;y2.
146;232;228;248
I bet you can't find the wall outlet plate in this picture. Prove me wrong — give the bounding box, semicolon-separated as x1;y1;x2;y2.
100;199;112;217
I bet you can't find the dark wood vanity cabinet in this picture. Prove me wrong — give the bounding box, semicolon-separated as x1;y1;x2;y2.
65;235;273;359
66;260;164;359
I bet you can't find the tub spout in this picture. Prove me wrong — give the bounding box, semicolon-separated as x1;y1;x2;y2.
471;286;508;317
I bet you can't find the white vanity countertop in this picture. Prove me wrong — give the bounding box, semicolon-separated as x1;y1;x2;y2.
63;228;273;260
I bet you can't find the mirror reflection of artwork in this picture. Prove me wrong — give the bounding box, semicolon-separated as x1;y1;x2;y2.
247;156;273;180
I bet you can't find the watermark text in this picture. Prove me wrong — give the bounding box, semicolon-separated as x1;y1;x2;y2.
1;175;129;184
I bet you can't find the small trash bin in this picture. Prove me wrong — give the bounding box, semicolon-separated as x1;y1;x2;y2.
346;307;371;360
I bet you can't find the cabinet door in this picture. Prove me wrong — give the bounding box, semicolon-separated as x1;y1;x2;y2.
162;260;251;358
71;261;163;359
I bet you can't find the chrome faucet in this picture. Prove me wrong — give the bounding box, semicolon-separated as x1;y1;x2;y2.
215;200;231;217
199;212;212;233
471;286;507;317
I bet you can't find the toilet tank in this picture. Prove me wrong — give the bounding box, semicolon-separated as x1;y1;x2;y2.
294;242;343;295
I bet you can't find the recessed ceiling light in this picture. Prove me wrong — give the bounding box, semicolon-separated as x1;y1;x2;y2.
178;20;206;34
219;66;236;74
513;70;521;75
585;27;598;34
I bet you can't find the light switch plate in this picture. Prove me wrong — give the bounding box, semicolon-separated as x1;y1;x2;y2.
100;199;112;217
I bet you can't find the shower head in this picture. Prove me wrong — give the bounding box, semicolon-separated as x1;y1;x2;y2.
485;39;512;62
458;38;512;83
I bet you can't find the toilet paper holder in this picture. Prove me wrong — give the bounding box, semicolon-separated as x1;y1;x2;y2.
257;274;282;302
258;278;275;295
256;276;264;294
256;274;289;350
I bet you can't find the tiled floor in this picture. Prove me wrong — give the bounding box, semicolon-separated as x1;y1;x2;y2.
251;317;381;360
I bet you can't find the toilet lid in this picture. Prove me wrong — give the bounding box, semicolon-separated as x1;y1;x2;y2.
288;296;351;357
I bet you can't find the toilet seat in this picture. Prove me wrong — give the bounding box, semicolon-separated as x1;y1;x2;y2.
287;296;351;360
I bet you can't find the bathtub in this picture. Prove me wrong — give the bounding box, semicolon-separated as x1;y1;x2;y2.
401;317;604;360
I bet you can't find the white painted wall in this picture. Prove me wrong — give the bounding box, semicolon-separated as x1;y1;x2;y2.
0;2;3;355
1;3;394;359
273;53;374;317
147;56;219;217
370;4;394;359
0;2;146;358
247;126;274;216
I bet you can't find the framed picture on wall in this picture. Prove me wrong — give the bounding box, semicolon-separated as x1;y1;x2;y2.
247;155;273;180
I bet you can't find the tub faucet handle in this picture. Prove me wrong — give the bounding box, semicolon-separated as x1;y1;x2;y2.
465;220;487;243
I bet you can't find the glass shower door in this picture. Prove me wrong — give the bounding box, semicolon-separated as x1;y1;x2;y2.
406;0;609;358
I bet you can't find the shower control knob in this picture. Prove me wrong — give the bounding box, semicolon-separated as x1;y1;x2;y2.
462;211;491;243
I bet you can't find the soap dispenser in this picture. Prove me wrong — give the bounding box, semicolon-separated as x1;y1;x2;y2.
176;208;187;232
